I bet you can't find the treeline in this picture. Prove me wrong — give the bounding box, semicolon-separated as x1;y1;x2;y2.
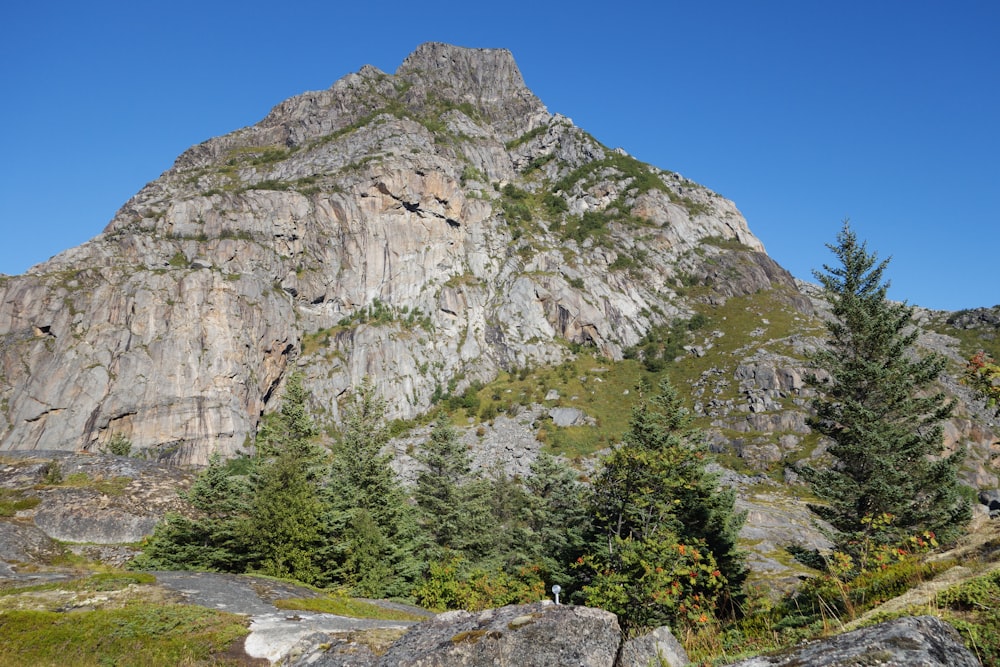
132;374;746;634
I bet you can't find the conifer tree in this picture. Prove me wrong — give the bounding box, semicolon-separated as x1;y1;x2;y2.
326;378;422;597
522;452;590;590
804;222;970;560
132;452;250;572
581;376;746;631
245;372;327;584
414;419;473;555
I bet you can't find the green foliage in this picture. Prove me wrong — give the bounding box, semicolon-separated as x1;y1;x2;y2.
413;556;545;612
580;377;747;633
624;315;709;375
243;372;327;584
99;432;133;457
0;489;40;517
500;183;532;230
504;124;548;150
802;222;970;559
327;378;422;597
134;374;326;583
414;420;482;557
580;531;725;634
522;453;591;590
965;351;1000;416
935;568;1000;664
132;449;254;573
167;251;189;268
336;299;433;332
0;603;249;666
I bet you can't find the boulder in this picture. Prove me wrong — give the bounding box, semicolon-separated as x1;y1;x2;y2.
378;602;621;667
618;625;689;667
725;615;980;667
979;489;1000;512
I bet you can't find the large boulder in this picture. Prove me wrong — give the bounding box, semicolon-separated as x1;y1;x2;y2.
378;602;621;667
725;615;980;667
287;602;690;667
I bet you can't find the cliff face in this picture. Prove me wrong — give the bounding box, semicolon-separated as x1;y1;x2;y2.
0;43;786;464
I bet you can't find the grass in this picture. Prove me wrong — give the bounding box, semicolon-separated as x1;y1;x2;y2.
0;571;156;598
42;472;132;496
0;490;40;517
447;277;822;471
0;603;250;666
274;595;425;621
0;567;250;666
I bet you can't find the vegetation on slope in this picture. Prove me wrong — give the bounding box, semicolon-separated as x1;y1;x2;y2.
0;570;250;667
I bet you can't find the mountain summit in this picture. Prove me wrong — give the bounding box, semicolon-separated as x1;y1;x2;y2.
1;43;802;464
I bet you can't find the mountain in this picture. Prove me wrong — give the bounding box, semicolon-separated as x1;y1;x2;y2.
0;43;996;489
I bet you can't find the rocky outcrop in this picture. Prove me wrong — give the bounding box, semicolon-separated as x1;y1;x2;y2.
377;602;622;667
0;43;775;465
725;615;980;667
298;601;688;667
0;452;191;569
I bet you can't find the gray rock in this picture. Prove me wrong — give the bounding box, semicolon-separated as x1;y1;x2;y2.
549;406;587;427
34;501;158;544
379;602;621;667
0;42;772;468
979;489;1000;511
725;615;980;667
617;625;689;667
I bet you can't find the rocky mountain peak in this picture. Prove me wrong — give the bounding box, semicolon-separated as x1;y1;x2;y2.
9;42;989;477
394;42;547;135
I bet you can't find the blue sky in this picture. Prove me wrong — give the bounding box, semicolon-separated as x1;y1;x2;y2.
2;1;997;310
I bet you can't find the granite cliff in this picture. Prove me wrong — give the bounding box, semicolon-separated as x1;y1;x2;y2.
0;43;995;490
0;43;784;464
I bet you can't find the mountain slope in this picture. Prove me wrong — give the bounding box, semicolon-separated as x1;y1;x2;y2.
0;43;796;464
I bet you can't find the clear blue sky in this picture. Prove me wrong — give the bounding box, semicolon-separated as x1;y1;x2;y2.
2;1;997;310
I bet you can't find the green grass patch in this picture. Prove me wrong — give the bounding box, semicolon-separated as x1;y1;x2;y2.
0;490;40;517
274;595;425;621
0;602;249;666
0;571;156;597
49;472;132;496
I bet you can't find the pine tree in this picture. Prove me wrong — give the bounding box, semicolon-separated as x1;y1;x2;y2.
326;378;422;597
244;372;327;584
413;419;476;556
803;222;970;560
522;452;590;591
581;376;747;631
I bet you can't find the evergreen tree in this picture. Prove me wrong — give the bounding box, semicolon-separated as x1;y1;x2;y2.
581;376;747;631
326;378;422;597
522;452;590;590
131;452;251;572
413;419;476;556
803;222;970;561
244;372;327;584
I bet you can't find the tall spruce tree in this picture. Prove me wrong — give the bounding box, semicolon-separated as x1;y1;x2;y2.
245;371;327;584
131;452;251;572
414;419;492;558
581;376;747;631
804;222;970;560
326;378;422;597
522;452;590;591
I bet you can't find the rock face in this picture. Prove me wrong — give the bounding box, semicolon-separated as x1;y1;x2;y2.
306;601;688;667
725;615;981;667
378;602;622;667
0;451;191;561
0;42;779;465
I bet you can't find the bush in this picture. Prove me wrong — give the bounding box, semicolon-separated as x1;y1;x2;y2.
100;433;133;457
